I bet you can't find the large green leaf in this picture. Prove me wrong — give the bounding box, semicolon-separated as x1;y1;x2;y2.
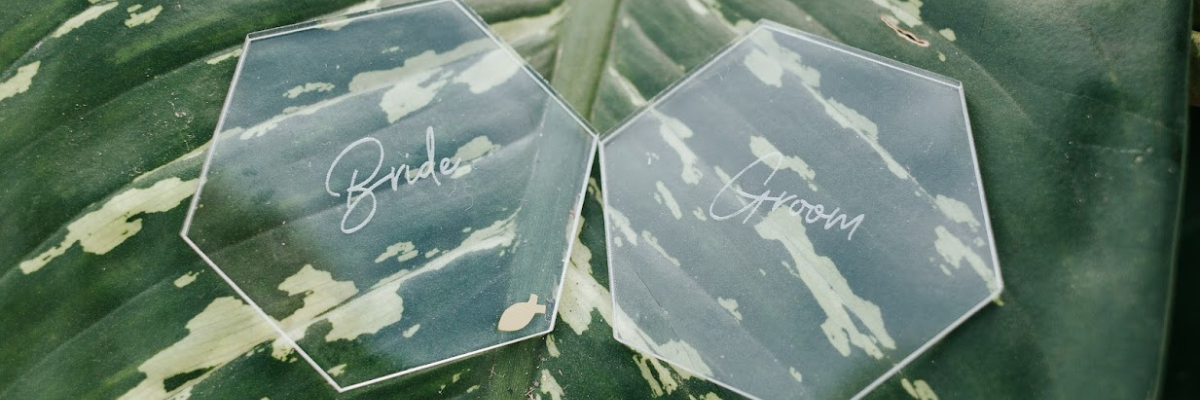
0;0;1188;399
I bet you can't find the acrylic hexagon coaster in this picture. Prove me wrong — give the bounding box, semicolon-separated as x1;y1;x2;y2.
180;0;596;391
600;21;1003;400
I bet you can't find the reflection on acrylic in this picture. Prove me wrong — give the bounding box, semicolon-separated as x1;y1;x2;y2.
601;21;1002;400
181;0;595;391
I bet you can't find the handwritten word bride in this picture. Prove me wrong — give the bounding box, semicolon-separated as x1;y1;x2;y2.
325;126;461;234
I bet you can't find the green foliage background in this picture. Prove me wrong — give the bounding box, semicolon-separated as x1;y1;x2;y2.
0;0;1190;399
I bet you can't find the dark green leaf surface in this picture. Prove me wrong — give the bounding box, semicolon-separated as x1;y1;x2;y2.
0;0;1188;399
588;2;1190;399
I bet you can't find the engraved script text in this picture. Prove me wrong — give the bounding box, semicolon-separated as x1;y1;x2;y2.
709;152;865;240
326;126;460;234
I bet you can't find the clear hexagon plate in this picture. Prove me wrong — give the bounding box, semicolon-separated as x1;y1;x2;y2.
600;21;1003;400
180;0;596;391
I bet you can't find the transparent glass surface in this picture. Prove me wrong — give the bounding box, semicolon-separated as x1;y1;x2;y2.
181;0;596;391
601;21;1002;400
